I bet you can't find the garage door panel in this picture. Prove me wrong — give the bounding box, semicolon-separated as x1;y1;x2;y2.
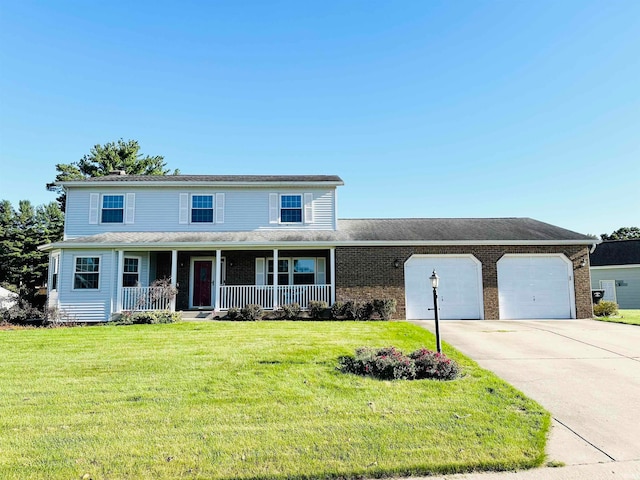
405;256;483;320
498;255;573;319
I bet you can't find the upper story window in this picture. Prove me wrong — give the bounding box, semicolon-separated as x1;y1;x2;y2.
74;257;100;290
179;193;224;224
102;195;124;223
280;195;302;223
191;195;214;223
89;193;134;225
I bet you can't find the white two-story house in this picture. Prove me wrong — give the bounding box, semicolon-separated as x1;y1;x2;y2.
41;173;597;322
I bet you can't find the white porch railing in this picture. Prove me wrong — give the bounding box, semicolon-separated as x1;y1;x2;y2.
219;284;332;310
122;286;172;311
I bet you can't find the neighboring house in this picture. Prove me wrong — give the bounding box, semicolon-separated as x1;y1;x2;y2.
590;239;640;308
39;173;597;322
0;286;18;310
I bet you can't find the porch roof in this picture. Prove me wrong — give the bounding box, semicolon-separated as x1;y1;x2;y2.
40;217;596;251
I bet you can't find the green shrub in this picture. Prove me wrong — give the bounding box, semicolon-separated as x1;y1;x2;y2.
342;300;357;320
241;304;264;321
279;303;301;320
330;301;345;320
308;301;328;319
338;346;460;381
373;299;397;320
1;300;43;325
356;302;374;320
593;300;619;317
115;310;181;325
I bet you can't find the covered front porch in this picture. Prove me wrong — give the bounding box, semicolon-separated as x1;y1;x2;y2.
117;247;335;314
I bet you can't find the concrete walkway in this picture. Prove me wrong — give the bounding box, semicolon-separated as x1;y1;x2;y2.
411;319;640;480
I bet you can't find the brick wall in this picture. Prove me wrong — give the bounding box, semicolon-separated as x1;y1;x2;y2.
335;245;592;319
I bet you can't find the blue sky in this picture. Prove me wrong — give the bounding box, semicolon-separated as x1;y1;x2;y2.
0;0;638;237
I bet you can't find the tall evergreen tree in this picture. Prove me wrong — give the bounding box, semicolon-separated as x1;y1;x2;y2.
46;139;176;210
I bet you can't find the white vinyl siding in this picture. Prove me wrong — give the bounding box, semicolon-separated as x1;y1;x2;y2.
55;249;115;322
65;187;336;237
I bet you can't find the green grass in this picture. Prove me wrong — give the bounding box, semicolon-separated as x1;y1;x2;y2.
0;322;549;479
595;309;640;326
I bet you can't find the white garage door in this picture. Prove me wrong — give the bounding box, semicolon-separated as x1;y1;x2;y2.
497;255;574;319
405;255;483;320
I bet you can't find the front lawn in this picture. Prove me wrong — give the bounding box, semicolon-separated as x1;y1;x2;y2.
595;309;640;326
0;322;549;479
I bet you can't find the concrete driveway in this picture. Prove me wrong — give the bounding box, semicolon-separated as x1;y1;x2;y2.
412;319;640;471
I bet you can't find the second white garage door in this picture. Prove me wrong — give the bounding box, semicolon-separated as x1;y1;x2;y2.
497;254;575;319
405;255;484;320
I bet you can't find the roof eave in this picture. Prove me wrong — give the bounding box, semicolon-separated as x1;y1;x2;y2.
56;180;345;188
40;238;596;251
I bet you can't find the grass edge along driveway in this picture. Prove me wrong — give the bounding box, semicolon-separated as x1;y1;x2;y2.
0;321;549;480
595;309;640;326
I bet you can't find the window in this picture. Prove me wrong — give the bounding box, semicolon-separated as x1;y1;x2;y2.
293;259;315;285
101;195;124;223
74;257;99;289
267;259;290;285
51;256;59;291
280;195;302;223
123;257;140;287
191;195;213;223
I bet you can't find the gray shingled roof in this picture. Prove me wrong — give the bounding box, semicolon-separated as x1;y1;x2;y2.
42;217;595;250
63;174;344;184
590;239;640;266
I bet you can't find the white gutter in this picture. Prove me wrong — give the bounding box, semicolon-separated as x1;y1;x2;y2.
39;238;598;251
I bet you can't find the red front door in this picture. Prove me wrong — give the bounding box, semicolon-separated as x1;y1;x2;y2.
193;260;212;307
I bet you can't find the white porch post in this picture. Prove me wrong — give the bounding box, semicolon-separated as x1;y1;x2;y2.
116;250;124;312
330;247;336;306
273;248;279;309
214;249;222;312
170;250;178;312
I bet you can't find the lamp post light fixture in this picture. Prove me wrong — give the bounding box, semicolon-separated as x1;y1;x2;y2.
429;269;442;354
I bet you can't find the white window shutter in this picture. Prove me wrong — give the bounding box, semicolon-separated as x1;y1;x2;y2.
255;258;265;286
179;193;189;224
89;193;99;224
215;193;225;224
304;193;314;224
125;193;135;224
269;193;279;224
316;257;326;285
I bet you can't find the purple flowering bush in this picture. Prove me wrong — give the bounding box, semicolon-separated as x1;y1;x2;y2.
338;346;460;381
408;348;460;380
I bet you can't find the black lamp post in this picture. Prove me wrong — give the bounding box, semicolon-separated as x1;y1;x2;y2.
429;269;442;353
